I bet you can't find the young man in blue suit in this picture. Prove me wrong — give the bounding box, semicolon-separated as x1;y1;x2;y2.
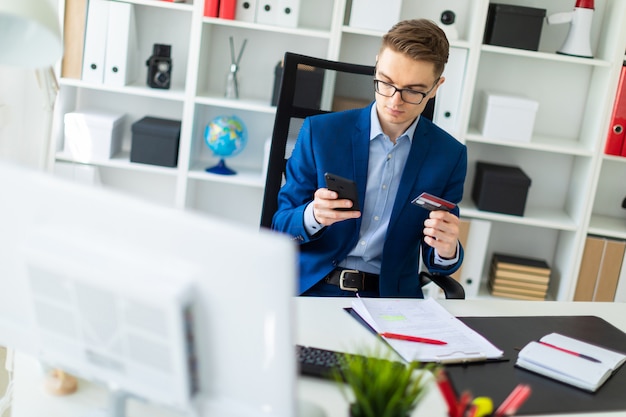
272;19;467;297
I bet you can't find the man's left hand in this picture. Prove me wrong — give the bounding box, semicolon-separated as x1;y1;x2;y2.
423;210;459;259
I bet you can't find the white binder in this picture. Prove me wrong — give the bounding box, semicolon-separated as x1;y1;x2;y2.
256;0;278;25
103;1;138;87
275;0;300;28
433;47;467;138
457;218;491;299
236;0;258;22
420;218;491;300
349;0;401;32
81;0;109;84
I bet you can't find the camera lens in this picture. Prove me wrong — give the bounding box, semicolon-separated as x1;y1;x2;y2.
155;71;170;87
440;10;456;25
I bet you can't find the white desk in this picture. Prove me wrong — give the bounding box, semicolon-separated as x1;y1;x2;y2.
10;298;626;417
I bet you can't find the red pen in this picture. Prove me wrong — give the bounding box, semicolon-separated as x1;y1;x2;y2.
538;341;601;363
380;332;447;345
435;369;459;417
494;384;532;417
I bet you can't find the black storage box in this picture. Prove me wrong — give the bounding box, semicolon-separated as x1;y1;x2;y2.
130;116;181;167
471;161;531;216
484;3;546;51
271;61;325;109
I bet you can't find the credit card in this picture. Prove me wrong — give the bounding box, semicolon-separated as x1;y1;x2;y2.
411;192;456;212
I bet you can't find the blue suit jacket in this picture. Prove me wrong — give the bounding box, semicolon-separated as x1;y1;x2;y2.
272;104;467;297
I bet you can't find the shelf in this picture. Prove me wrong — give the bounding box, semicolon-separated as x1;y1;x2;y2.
602;154;626;163
188;163;264;187
465;128;594;157
122;0;194;12
480;45;612;67
195;94;277;114
56;151;179;176
59;78;187;102
205;17;332;39
588;214;626;240
460;201;578;232
341;25;471;49
474;283;557;302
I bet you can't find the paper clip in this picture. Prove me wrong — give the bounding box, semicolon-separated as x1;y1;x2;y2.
436;351;487;364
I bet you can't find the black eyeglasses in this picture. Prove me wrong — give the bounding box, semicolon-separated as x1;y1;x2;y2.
373;78;439;105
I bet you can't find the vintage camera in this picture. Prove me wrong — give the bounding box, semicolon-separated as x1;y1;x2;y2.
440;10;456;26
146;44;172;89
438;10;458;41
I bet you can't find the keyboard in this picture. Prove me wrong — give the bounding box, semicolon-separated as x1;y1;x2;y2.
297;345;349;380
296;345;404;380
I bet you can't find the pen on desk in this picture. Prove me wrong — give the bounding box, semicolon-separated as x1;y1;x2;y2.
380;332;447;345
538;341;602;363
494;384;532;417
435;369;459;417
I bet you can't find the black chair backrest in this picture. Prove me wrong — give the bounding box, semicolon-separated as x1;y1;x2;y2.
260;52;435;229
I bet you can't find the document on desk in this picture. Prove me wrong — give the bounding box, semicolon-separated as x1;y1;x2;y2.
351;297;504;363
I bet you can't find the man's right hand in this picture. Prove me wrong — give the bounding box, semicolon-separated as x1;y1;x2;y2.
312;188;361;226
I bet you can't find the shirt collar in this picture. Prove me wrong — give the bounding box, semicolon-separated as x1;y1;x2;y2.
369;103;420;143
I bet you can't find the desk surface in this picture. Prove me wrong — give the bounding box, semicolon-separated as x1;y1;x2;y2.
296;298;626;417
11;298;626;417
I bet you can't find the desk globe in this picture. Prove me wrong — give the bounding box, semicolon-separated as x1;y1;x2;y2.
204;115;248;175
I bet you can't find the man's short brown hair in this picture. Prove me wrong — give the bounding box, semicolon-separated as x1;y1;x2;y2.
380;19;449;78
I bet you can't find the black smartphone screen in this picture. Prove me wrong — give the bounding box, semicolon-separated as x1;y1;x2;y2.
324;172;360;211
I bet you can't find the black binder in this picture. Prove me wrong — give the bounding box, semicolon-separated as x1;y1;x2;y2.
449;316;626;415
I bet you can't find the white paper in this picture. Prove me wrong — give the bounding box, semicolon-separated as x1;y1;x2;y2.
351;297;503;363
516;333;626;392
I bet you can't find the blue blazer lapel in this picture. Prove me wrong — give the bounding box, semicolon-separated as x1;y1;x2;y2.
352;105;372;210
388;117;432;230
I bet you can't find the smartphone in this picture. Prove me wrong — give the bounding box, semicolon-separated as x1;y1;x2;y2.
411;192;456;212
324;172;360;211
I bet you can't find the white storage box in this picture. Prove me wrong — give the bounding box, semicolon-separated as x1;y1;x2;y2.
349;0;401;32
64;110;125;162
477;92;539;142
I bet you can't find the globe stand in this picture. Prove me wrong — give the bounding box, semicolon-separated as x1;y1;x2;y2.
206;159;236;175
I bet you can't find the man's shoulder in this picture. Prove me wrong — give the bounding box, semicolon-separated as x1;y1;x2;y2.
419;117;466;150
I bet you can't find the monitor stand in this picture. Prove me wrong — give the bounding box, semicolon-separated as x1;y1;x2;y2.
298;398;327;417
83;389;140;417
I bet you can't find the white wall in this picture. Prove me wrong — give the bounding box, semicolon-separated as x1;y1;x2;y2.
0;0;60;170
0;67;50;169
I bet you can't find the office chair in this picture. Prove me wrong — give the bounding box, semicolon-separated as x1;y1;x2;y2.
261;52;464;299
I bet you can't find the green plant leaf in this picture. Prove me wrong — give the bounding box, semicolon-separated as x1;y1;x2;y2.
335;345;441;417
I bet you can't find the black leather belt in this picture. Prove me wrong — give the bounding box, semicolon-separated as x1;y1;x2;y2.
324;268;379;292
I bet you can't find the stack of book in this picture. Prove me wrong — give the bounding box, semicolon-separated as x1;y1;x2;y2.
488;253;550;300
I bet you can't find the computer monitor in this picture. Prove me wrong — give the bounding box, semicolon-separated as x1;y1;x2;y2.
0;161;298;417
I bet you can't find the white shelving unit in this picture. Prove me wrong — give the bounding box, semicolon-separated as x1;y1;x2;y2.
53;0;626;301
54;0;341;227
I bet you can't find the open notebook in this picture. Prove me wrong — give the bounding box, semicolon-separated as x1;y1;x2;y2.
351;297;503;363
516;333;626;392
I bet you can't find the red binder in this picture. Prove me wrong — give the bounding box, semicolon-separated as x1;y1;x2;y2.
204;0;220;17
605;65;626;156
218;0;236;19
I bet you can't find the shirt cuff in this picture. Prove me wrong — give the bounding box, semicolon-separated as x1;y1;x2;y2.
304;202;324;236
434;241;460;266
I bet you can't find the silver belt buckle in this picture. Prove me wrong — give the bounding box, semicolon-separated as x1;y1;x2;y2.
339;269;362;292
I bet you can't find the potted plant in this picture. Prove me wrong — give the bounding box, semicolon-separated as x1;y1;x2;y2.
333;346;438;417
